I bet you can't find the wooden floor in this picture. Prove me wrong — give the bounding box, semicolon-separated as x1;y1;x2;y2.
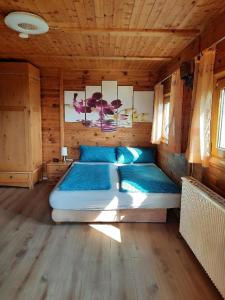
0;182;222;300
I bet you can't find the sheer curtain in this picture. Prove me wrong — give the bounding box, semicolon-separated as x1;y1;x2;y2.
168;69;183;153
151;83;163;144
186;47;216;167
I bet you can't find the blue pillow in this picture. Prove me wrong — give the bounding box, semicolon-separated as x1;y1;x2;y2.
80;145;116;163
117;146;156;164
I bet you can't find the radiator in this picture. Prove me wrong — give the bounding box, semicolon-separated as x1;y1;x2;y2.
180;176;225;298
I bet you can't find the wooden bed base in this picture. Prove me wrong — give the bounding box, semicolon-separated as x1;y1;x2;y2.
52;208;167;223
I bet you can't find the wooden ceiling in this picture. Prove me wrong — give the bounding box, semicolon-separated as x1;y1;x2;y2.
0;0;225;73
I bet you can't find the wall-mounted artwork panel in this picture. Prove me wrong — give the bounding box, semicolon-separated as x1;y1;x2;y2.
85;86;102;127
64;91;85;122
117;86;133;127
85;86;101;98
101;81;118;131
64;82;153;131
102;81;117;101
133;91;154;122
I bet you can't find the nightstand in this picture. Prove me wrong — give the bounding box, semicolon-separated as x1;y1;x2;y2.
46;161;72;183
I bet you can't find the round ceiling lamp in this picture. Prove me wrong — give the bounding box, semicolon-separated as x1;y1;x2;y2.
4;11;49;39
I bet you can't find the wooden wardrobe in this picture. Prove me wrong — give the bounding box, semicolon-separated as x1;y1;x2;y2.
0;62;42;188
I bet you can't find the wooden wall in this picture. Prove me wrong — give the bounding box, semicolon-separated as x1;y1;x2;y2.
201;40;225;197
156;77;192;184
65;123;152;159
41;68;153;164
41;68;61;163
157;41;225;197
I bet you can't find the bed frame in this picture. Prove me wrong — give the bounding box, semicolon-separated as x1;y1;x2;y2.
52;208;167;223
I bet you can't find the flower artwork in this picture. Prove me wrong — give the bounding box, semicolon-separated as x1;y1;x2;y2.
64;82;153;131
133;91;154;122
73;91;124;132
64;91;85;122
117;86;133;128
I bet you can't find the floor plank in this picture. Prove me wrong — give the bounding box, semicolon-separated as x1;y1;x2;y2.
0;182;222;300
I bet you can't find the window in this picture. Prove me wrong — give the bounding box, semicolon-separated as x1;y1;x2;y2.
211;77;225;160
217;88;225;149
161;93;170;143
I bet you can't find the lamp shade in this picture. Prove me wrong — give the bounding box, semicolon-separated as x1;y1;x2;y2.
61;146;68;156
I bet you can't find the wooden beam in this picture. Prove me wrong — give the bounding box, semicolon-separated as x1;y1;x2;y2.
0;53;173;61
0;20;199;37
48;25;199;37
157;10;225;82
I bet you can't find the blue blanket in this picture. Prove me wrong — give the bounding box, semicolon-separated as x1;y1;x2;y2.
59;164;111;191
118;165;180;193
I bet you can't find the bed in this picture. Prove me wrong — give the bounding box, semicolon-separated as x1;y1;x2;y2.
49;162;181;223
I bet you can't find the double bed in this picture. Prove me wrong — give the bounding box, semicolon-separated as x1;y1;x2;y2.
49;161;181;223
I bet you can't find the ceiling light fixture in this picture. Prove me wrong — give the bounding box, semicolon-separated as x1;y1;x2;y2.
4;11;49;39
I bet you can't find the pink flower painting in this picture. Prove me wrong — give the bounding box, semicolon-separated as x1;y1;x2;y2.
72;92;128;132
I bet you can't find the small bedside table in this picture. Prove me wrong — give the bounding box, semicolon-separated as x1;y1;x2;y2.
47;161;72;183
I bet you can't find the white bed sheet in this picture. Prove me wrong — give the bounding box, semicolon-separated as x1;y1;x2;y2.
49;162;181;210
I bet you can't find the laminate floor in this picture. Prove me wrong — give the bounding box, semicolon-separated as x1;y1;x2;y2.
0;182;222;300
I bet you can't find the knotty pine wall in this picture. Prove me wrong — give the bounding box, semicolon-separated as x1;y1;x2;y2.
201;39;225;197
41;68;153;165
157;41;225;197
157;79;192;185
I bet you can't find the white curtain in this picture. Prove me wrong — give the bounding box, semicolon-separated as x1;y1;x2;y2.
168;69;183;153
151;84;164;144
187;47;216;167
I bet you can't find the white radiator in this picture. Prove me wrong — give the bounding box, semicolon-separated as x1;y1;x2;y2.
180;177;225;298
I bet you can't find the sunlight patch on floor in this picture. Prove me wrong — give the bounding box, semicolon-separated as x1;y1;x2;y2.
89;224;121;242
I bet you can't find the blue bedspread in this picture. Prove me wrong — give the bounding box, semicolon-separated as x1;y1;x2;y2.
118;165;180;193
58;164;111;191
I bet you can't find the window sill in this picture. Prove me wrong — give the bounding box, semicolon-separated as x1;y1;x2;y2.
209;156;225;171
161;137;168;144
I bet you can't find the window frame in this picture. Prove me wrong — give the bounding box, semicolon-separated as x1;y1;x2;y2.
211;76;225;160
217;88;225;150
161;92;170;144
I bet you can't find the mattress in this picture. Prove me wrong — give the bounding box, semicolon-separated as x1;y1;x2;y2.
49;162;181;210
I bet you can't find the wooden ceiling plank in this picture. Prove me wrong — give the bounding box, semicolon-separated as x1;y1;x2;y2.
129;0;145;29
103;0;114;28
157;9;225;82
94;0;105;28
178;0;225;30
135;0;155;29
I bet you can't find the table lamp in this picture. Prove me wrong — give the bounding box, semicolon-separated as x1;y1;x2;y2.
61;146;68;162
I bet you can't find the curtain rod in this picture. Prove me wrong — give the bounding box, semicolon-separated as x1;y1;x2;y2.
158;73;172;85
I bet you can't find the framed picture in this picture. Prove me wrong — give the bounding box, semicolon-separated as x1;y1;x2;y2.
133;91;154;122
64;91;85;122
117;86;133;127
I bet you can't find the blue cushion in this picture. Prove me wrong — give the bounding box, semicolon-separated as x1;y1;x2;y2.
117;146;156;164
80;145;116;163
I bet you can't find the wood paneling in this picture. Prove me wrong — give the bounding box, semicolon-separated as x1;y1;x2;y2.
202;160;225;198
157;80;192;184
41;68;61;164
0;1;225;73
63;69;154;90
0;182;222;299
157;9;225;82
157;145;188;185
157;39;225;197
65;122;152;160
41;68;153;164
